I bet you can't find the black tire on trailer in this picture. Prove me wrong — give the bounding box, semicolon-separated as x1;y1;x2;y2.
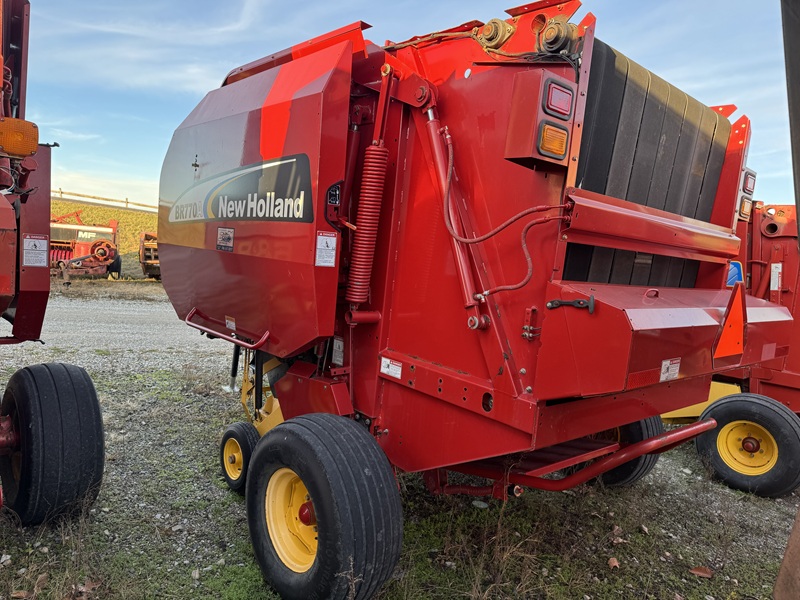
695;393;800;498
600;416;664;486
246;413;403;600
0;363;104;525
219;421;260;494
108;255;122;280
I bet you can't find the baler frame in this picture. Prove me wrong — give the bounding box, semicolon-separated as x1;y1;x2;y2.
158;1;793;597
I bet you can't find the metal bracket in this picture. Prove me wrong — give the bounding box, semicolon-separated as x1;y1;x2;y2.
522;306;541;340
545;295;595;314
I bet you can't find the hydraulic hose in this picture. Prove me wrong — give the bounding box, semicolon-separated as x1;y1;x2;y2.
441;134;568;299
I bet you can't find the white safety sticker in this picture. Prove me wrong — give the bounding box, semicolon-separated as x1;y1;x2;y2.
380;357;402;380
659;358;680;382
216;227;234;252
225;315;236;331
332;336;344;367
315;231;337;267
22;234;48;267
771;263;783;292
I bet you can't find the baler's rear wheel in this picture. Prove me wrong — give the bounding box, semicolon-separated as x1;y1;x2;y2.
0;363;104;525
246;413;403;600
696;394;800;497
599;416;664;486
219;421;259;493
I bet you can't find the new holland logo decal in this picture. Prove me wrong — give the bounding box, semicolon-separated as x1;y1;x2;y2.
168;154;313;223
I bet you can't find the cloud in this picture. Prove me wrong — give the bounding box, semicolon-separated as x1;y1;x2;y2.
52;168;158;207
49;128;103;143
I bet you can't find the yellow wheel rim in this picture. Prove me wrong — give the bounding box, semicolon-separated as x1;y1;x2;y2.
265;468;318;573
717;420;778;475
223;438;244;481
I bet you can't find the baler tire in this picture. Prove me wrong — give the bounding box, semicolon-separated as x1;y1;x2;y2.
599;416;664;487
219;422;260;494
0;363;104;525
695;393;800;497
246;413;403;600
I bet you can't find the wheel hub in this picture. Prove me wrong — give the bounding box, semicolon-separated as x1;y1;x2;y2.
298;501;316;526
717;420;778;476
222;438;244;480
741;436;760;454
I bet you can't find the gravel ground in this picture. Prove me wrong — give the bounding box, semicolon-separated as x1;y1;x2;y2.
0;282;795;599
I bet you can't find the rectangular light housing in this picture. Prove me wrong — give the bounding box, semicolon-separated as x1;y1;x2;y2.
539;122;569;160
544;81;573;119
743;171;756;195
739;197;753;220
0;118;38;158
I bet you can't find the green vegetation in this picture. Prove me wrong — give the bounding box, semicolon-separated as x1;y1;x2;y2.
0;292;792;599
51;199;157;255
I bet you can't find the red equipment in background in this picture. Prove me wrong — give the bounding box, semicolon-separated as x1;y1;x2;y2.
0;0;104;525
717;203;800;406
159;1;793;597
49;211;120;278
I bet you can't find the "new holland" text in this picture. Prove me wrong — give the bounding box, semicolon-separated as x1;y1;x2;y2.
217;191;305;220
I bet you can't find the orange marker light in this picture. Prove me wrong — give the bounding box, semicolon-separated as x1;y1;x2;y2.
539;123;568;160
0;117;38;158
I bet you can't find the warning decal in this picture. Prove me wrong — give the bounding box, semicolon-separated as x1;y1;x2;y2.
771;263;783;292
380;357;402;380
659;358;680;382
315;231;337;267
217;227;234;252
23;234;48;267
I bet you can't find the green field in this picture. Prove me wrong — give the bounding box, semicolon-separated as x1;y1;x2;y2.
51;199;157;255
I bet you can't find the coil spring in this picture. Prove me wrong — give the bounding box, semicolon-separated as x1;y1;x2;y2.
345;144;390;304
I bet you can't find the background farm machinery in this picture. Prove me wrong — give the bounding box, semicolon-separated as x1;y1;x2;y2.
49;211;120;279
664;202;800;498
0;0;104;524
138;231;160;279
159;1;794;597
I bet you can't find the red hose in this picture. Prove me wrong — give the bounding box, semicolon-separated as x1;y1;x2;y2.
345;144;390;305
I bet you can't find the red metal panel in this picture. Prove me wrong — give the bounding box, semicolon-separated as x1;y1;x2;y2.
534;281;792;400
376;382;536;473
13;147;50;342
224;22;368;86
564;188;740;263
707;115;751;230
159;41;353;357
274;361;353;420
535;376;714;449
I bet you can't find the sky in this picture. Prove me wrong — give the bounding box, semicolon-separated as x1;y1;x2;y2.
25;0;793;208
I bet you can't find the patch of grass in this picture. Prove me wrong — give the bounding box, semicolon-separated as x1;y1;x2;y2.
0;322;792;600
52;279;166;302
380;468;787;600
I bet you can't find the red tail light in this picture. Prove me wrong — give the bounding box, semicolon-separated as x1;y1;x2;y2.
544;81;573;119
